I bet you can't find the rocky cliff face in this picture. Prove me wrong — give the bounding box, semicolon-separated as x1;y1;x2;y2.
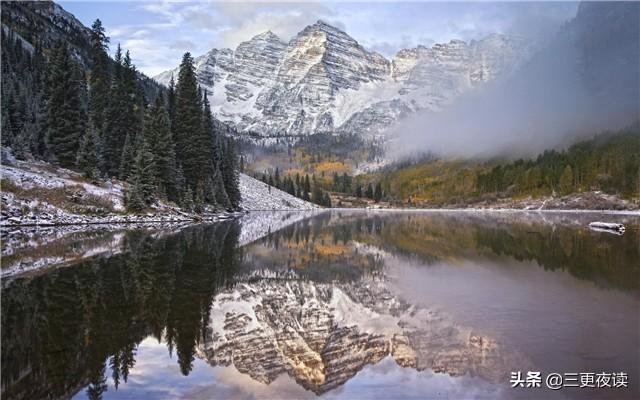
2;1;163;99
197;276;527;394
1;1;92;63
154;21;531;140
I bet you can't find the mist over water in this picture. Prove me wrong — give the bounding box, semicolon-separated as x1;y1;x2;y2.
390;2;640;159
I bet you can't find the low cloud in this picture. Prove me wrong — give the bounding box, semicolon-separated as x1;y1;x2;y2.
389;3;639;159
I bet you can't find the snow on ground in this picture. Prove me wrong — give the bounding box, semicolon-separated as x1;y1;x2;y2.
1;159;125;211
0;155;319;227
239;173;318;211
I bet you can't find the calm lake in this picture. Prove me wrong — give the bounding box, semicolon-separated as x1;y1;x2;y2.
1;211;639;399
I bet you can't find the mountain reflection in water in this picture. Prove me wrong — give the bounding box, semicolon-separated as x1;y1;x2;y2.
1;211;638;399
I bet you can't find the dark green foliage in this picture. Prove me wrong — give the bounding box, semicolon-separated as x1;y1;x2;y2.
144;96;177;201
104;46;143;177
311;184;324;205
126;139;156;211
1;224;241;399
323;192;332;207
88;19;110;138
2;21;243;214
212;170;231;209
174;53;204;189
303;175;311;201
374;182;383;202
311;183;332;207
1;29;47;158
181;187;194;212
166;76;177;134
475;126;640;199
45;41;88;167
76;128;101;179
119;133;135;180
365;183;374;199
332;172;353;193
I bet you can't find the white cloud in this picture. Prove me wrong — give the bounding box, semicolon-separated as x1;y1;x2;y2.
100;1;577;77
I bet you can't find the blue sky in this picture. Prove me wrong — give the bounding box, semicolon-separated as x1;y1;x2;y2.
60;1;579;77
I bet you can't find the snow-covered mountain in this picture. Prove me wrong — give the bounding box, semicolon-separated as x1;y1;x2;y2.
154;21;531;140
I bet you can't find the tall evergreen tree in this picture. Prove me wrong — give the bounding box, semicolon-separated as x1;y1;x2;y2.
76;127;101;179
119;133;135;180
174;52;204;190
303;175;311;201
374;182;383;202
144;95;177;200
198;91;215;190
355;184;363;198
88;19;110;140
104;45;142;177
559;164;574;195
103;44;127;176
45;41;87;167
365;183;374;199
127;139;156;210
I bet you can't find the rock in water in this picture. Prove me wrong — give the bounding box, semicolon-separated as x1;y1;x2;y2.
588;222;626;234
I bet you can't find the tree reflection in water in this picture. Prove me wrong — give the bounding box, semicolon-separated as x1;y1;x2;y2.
2;222;241;400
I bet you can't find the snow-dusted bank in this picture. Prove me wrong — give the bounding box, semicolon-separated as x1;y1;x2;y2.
0;155;317;227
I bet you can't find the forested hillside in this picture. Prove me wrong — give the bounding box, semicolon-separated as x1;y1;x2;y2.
345;125;640;207
1;8;241;212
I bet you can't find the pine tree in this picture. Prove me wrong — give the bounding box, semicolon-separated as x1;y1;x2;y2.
311;184;324;205
194;181;205;213
209;170;232;209
559;164;574;195
274;167;281;189
88;19;110;141
104;45;142;177
119;133;135;180
198;91;215;184
374;182;383;202
45;41;87;167
76;128;101;179
303;174;311;200
365;183;374;199
127;139;156;210
103;44;126;176
174;52;205;190
144;96;177;200
166;76;177;135
323;192;332;207
181;187;195;211
355;184;363;198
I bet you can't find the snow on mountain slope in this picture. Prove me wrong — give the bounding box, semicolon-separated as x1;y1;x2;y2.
239;173;318;211
154;21;531;140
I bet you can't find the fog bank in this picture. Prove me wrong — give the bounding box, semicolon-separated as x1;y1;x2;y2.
389;2;640;159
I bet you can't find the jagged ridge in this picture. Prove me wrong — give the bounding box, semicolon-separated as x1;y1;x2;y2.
154;21;531;139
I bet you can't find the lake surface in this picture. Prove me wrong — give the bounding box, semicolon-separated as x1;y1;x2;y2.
1;211;639;399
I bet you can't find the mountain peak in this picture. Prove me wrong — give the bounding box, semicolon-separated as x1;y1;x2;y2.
252;30;282;43
305;19;347;36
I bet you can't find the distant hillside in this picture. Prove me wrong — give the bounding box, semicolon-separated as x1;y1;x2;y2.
354;124;640;208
